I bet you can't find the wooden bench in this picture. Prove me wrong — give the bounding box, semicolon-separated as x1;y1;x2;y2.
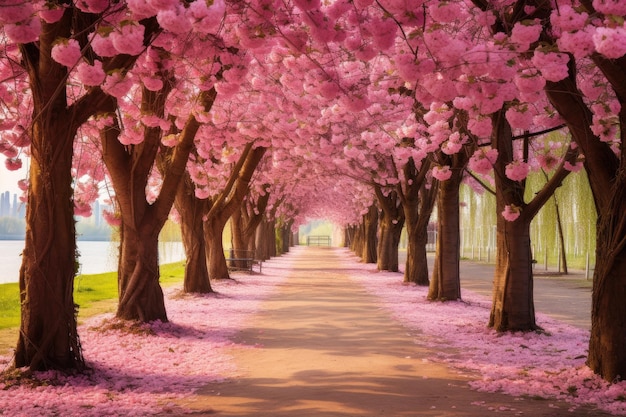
224;250;262;274
306;235;332;246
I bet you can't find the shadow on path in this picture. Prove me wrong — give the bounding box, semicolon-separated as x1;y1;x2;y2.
178;246;604;417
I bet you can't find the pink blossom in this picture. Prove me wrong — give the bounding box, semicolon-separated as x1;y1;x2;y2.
75;0;110;13
505;160;531;181
102;209;121;226
293;0;321;11
195;186;210;199
592;0;626;16
593;26;626;59
51;38;82;68
510;20;542;51
76;60;106;86
514;69;545;94
505;106;534;130
110;23;145;56
162;134;178;147
502;204;521;221
126;0;158;19
468;148;498;175
531;51;570;82
103;72;134;98
564;160;584;172
467;116;493;138
550;5;588;32
429;2;463;23
186;0;225;34
441;133;465;155
91;32;118;57
17;179;28;191
38;4;65;23
432;165;453;181
0;2;34;24
557;29;595;59
5;157;21;171
74;201;93;217
4;18;41;43
142;76;164;91
157;6;191;34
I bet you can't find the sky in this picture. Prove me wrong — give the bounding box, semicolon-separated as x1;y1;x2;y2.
0;156;27;195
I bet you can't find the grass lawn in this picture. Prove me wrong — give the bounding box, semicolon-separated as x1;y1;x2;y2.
0;262;185;355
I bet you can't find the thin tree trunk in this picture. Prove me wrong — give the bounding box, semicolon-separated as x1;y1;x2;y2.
205;216;230;280
429;159;464;300
363;203;378;263
375;188;404;272
404;182;437;285
255;219;274;261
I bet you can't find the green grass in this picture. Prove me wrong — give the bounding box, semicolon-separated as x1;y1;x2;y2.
0;262;185;331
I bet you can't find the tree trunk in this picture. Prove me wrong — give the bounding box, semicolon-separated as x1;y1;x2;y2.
587;168;626;381
404;182;437;286
205;216;230;280
176;176;212;293
14;13;160;370
377;212;404;272
255;219;275;261
16;121;84;371
489;111;537;331
116;224;167;321
362;203;378;263
405;220;430;285
545;65;626;381
15;22;86;371
429;164;464;299
375;188;404;272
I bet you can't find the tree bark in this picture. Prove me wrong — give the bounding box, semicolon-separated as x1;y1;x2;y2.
362;203;378;263
429;152;468;299
176;175;212;293
255;218;276;260
205;215;230;280
488;111;537;331
116;223;167;321
16;104;83;371
204;144;267;277
544;55;626;380
375;187;404;272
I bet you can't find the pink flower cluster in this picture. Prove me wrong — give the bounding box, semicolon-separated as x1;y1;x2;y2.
432;165;453;181
504;160;531;181
468;148;498;175
501;204;521;221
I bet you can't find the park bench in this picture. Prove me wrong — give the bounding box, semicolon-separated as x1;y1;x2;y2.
224;249;262;274
306;235;331;246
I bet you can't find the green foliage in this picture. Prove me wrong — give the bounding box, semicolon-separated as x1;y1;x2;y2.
0;262;185;330
298;219;334;245
460;148;597;270
0;283;20;330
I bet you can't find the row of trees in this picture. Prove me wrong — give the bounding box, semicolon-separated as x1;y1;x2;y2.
0;0;624;384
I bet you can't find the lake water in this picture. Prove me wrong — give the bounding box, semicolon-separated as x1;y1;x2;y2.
0;240;185;284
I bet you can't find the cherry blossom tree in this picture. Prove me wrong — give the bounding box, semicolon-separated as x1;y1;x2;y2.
0;1;166;371
537;0;626;382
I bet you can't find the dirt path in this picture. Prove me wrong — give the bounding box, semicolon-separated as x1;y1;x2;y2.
179;247;604;416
